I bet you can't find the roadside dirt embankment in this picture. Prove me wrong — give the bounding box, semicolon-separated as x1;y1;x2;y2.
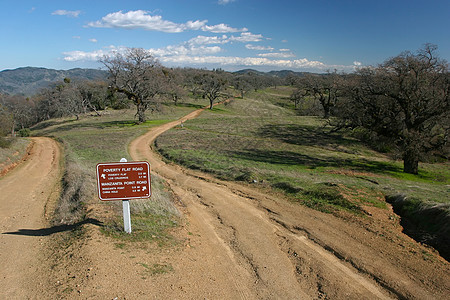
387;194;450;261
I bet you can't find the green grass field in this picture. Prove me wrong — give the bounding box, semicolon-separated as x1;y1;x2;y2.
156;88;449;215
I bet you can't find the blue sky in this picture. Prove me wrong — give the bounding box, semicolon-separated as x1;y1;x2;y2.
1;0;449;72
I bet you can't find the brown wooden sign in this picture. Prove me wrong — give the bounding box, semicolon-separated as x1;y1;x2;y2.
96;161;151;201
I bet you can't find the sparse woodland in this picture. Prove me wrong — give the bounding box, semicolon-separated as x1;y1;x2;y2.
1;44;448;174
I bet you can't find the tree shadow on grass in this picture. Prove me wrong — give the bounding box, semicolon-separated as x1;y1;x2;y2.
34;119;142;135
165;102;205;109
230;148;402;175
2;218;103;237
31;119;76;131
258;123;357;148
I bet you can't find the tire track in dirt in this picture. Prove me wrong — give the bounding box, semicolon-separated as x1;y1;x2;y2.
0;137;61;299
129;105;395;299
131;108;261;298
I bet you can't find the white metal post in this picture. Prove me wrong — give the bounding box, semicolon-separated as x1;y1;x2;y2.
120;158;132;233
122;200;132;233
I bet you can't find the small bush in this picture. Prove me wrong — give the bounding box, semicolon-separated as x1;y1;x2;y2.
0;136;12;148
235;168;257;182
18;128;31;137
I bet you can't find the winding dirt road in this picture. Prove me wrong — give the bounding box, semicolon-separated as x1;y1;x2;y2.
0;137;61;299
127;107;449;299
2;107;448;299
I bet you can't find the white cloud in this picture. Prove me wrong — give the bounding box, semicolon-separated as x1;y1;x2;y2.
157;55;329;71
218;0;236;4
87;10;246;33
353;61;362;66
150;45;222;57
63;50;107;62
202;23;247;33
229;32;263;43
89;38;98;43
87;10;206;33
189;35;229;45
62;44;223;62
279;48;290;52
258;52;295;58
185;20;208;31
62;44;356;72
189;33;264;45
63;45;130;62
52;10;81;18
245;44;274;51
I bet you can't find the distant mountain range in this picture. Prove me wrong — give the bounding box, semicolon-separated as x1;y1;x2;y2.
0;67;313;96
0;67;108;96
233;69;312;78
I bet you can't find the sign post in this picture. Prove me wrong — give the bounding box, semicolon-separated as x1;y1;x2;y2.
96;159;151;233
122;200;131;233
120;158;132;233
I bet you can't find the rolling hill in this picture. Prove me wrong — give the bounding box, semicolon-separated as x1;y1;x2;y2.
0;67;315;96
233;68;312;77
0;67;108;96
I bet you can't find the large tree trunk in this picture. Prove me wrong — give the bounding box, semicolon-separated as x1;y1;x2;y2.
319;95;331;119
321;100;331;118
11;120;15;137
136;102;146;123
323;106;330;119
403;145;419;175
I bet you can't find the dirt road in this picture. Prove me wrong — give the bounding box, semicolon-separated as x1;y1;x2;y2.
6;108;447;299
0;137;61;299
53;105;447;299
127;107;449;298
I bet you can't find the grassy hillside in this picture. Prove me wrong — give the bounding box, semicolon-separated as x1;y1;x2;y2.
155;88;450;258
0;67;107;95
156;89;449;211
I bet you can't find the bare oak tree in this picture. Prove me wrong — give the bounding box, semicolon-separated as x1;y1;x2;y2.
232;74;253;98
302;71;342;118
101;48;166;123
196;70;227;109
162;68;186;106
